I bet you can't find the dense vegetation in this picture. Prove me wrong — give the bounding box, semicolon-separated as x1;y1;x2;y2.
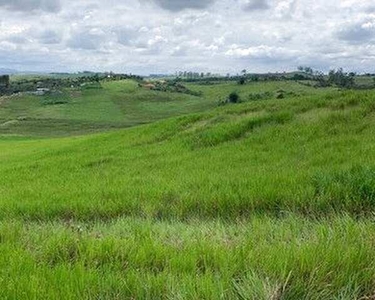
1;77;375;299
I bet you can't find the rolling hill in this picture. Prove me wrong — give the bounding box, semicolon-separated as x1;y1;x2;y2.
1;80;375;299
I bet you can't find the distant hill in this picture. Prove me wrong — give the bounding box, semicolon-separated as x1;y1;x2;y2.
0;68;18;75
0;68;48;76
0;79;330;137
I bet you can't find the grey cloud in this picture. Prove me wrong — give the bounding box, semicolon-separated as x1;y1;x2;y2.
0;0;61;12
67;29;107;50
38;30;61;44
243;0;269;11
150;0;215;11
3;29;61;46
115;27;139;46
7;35;28;44
337;23;375;44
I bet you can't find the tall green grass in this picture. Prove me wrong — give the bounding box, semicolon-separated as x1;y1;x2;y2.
1;85;375;298
2;90;375;220
0;216;374;299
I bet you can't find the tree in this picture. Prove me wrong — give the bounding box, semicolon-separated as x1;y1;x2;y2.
238;69;247;85
328;68;355;88
250;75;259;82
298;66;313;75
238;78;246;85
304;67;313;75
93;74;100;83
292;74;307;80
314;71;329;87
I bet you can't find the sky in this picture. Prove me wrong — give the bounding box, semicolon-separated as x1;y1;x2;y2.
0;0;374;75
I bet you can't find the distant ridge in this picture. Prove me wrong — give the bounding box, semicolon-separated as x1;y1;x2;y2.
0;68;17;75
0;68;49;75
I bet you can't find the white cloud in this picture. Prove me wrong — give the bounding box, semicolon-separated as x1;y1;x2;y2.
226;45;299;60
0;41;17;51
0;0;373;73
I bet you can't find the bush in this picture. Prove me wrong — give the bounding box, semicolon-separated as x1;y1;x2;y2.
238;78;246;85
217;92;241;106
228;92;240;103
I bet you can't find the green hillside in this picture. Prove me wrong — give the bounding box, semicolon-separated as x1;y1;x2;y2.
1;81;375;298
0;80;208;137
0;80;331;137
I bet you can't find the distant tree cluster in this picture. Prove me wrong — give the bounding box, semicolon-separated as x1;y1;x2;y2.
297;67;356;88
181;66;369;90
0;75;10;93
175;66;365;90
328;68;355;88
297;66;314;75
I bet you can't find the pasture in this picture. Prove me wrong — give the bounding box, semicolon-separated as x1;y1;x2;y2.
1;79;375;299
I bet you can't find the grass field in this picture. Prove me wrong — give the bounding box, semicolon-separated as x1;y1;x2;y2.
0;80;331;137
0;80;214;137
1;80;375;299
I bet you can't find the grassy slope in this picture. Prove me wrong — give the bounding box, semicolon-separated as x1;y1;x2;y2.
0;80;329;137
0;80;215;137
1;83;375;298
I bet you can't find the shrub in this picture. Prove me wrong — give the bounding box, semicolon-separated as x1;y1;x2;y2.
238;78;246;85
276;89;285;99
228;92;240;103
217;92;241;106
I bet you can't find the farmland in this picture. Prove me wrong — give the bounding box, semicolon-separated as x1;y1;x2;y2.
1;78;375;299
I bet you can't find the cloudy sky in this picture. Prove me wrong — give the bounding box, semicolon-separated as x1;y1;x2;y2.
0;0;373;74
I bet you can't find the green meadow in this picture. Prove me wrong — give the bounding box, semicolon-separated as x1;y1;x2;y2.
1;79;375;299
